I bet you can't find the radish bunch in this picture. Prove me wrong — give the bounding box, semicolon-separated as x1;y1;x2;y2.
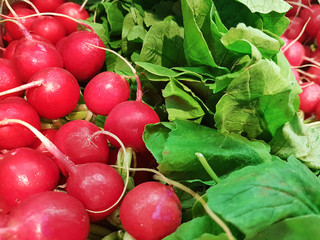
0;1;181;240
283;0;320;120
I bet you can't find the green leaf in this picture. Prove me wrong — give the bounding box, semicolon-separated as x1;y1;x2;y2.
143;120;272;181
163;216;223;240
221;23;281;58
139;19;185;68
246;215;320;240
235;0;291;14
206;157;320;238
215;59;299;139
270;114;320;169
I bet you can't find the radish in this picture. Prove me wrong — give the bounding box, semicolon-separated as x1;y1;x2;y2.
55;2;90;35
11;1;32;11
283;16;307;42
57;30;105;82
306;65;320;85
30;15;67;44
0;97;41;150
30;0;66;13
53;120;109;165
0;191;90;240
282;38;306;66
0;58;23;100
305;8;320;39
119;181;182;240
4;8;36;40
13;34;64;83
30;128;57;157
298;81;320;114
24;67;80;119
0;119;126;222
93;47;160;152
2;39;19;60
0;147;60;208
83;71;131;116
285;0;311;17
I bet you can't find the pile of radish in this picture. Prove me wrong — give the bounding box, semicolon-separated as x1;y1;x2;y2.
282;0;320;121
0;1;181;240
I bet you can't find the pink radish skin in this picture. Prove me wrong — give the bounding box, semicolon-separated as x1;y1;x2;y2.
31;0;66;13
57;30;105;82
104;101;160;152
298;82;320;114
2;40;19;60
13;36;64;83
25;67;80;119
283;16;307;42
119;181;182;240
305;8;320;39
285;0;311;17
0;97;41;150
55;2;90;34
306;66;320;85
282;39;305;66
1;191;90;240
53;120;109;165
30;129;57;157
30;16;67;44
0;147;60;208
84;71;131;116
11;1;32;11
0;119;125;221
4;8;37;40
0;58;23;100
66;162;124;222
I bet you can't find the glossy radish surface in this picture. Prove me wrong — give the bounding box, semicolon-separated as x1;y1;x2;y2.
4;8;36;40
57;30;105;82
298;82;320;114
0;97;41;150
13;36;64;83
30;16;67;44
2;191;90;240
25;67;80;119
0;147;60;208
282;39;305;67
0;58;23;100
53;120;109;165
31;0;66;12
30;129;57;157
119;181;182;240
104;101;160;152
66;162;124;222
84;71;130;115
55;2;90;34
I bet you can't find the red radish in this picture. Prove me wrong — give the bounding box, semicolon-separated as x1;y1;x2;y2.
0;119;126;222
53;120;109;165
0;147;60;208
104;101;160;152
57;30;105;82
66;162;124;222
298;81;320;114
11;1;32;11
30;128;57;157
2;39;19;60
300;4;320;23
98;47;160;152
4;8;36;40
285;0;311;17
84;71;131;116
13;34;64;83
282;39;305;66
0;58;23;100
24;67;80;119
0;97;41;150
30;0;66;13
306;66;320;84
55;2;90;34
305;8;320;39
0;198;11;215
1;191;90;240
30;16;67;44
119;181;182;240
283;16;307;42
